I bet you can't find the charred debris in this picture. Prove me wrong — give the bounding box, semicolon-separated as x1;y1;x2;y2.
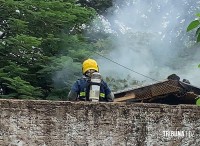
114;74;200;105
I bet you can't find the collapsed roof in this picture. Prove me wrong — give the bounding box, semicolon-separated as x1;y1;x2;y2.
114;74;200;105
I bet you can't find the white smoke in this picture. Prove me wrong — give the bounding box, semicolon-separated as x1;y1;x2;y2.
94;0;200;87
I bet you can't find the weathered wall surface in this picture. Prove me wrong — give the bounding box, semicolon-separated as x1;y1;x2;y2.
0;99;199;146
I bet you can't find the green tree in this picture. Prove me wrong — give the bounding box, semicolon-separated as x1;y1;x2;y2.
0;0;98;100
77;0;113;14
187;14;200;42
187;13;200;68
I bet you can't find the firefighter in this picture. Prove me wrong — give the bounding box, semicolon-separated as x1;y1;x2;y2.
68;58;114;102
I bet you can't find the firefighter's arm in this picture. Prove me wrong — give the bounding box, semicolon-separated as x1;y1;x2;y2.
68;80;79;101
68;90;78;101
106;92;114;102
103;81;114;102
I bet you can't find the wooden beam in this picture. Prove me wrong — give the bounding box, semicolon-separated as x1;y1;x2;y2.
114;92;136;102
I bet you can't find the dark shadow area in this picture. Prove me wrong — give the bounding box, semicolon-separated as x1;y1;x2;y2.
143;93;196;105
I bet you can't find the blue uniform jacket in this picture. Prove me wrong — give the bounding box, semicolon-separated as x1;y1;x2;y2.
71;77;112;101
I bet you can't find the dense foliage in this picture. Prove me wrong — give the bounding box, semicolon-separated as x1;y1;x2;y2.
0;0;113;100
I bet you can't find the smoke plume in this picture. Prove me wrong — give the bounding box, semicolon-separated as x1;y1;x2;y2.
94;0;200;88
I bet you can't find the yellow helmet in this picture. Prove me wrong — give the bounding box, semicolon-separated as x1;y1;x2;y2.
82;59;99;74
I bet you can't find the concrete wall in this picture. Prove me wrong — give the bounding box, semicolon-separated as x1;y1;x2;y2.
0;99;199;146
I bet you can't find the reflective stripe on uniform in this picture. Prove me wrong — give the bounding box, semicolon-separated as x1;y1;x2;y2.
80;92;86;96
100;93;105;98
